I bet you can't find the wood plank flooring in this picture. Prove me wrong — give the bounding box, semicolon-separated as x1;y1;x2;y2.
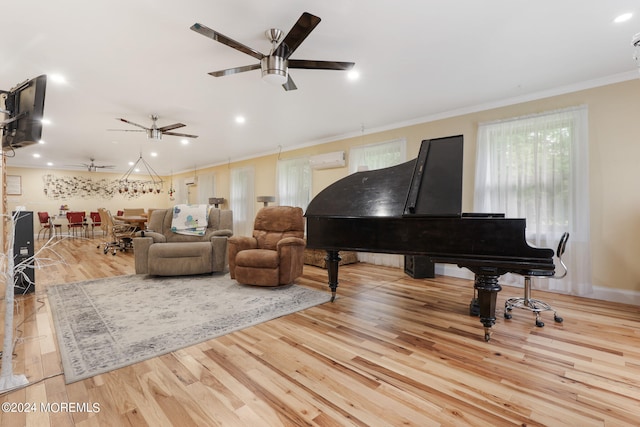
1;236;639;426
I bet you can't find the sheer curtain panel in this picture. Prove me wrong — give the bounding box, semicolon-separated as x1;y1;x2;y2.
474;105;591;295
349;138;406;267
230;166;255;237
277;157;311;210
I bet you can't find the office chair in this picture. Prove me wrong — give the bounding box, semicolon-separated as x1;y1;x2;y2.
97;208;136;255
504;232;569;327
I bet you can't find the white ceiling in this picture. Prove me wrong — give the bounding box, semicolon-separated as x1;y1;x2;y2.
2;0;639;175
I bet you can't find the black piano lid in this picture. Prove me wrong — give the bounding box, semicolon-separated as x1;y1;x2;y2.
305;135;464;219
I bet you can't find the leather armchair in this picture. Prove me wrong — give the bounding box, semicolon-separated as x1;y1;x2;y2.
228;206;306;286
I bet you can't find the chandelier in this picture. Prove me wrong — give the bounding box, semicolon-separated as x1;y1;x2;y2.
118;154;164;195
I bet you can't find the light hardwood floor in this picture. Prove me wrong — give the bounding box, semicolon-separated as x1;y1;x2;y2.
1;236;639;426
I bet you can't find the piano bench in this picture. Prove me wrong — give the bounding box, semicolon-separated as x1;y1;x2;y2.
303;248;358;269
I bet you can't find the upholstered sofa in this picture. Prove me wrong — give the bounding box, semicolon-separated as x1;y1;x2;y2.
133;207;233;276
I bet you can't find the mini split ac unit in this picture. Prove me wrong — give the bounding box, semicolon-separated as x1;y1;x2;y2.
185;176;198;185
309;151;345;170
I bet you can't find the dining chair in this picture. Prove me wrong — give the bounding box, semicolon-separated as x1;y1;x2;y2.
66;211;86;237
90;211;103;237
37;211;61;239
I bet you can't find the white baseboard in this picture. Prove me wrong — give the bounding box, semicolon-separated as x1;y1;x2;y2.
435;264;640;305
586;286;640;305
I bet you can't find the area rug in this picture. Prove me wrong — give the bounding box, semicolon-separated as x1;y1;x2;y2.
47;274;332;383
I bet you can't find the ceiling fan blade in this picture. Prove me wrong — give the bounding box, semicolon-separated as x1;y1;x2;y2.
288;59;355;70
107;128;145;132
116;118;149;130
157;122;186;132
209;63;261;77
164;131;199;138
191;23;265;60
280;12;321;60
282;75;297;91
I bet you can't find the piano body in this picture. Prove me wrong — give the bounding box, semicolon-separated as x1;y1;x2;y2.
305;134;556;341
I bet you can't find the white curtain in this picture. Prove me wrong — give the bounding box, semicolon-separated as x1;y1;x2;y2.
230;166;255;237
474;105;591;295
277;157;311;210
349;138;407;267
349;138;407;174
174;177;186;204
196;172;215;204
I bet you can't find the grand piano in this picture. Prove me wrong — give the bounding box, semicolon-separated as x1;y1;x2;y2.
305;134;556;341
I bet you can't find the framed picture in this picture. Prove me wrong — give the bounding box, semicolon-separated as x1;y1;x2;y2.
6;175;21;195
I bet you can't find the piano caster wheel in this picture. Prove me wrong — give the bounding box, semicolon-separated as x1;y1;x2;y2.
554;315;563;323
483;327;492;342
504;312;512;320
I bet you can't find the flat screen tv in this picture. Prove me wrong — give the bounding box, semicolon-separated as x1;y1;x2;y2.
1;74;47;150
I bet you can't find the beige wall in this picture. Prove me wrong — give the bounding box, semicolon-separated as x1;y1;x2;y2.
4;168;173;221
6;78;640;294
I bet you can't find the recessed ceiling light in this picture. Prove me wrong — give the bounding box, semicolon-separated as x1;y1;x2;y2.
614;13;633;23
347;70;360;81
33;153;41;158
150;152;158;157
181;139;190;145
47;162;53;166
39;139;45;144
49;74;67;84
128;161;134;166
235;116;246;124
41;118;51;125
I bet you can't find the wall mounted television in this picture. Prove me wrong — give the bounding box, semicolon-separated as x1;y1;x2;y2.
1;74;47;151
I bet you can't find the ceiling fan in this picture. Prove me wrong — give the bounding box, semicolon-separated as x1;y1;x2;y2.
80;158;115;172
190;12;355;91
110;115;198;140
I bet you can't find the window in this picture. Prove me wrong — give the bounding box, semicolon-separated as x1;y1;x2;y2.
277;157;311;210
196;172;215;205
474;106;591;295
349;138;407;267
349;138;406;173
230;166;255;237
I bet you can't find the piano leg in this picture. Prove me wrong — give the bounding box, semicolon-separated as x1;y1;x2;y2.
325;250;342;302
473;272;502;342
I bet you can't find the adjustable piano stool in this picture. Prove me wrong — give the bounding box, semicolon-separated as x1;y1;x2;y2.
504;232;569;327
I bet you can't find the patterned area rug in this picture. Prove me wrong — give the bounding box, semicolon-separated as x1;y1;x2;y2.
47;273;331;383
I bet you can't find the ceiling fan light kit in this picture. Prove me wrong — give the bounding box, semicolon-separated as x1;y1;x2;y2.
261;56;288;85
191;12;355;91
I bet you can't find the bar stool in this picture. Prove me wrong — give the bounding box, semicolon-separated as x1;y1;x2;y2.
504;232;569;327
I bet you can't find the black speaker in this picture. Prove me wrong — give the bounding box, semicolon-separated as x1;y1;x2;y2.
12;211;35;294
404;255;435;279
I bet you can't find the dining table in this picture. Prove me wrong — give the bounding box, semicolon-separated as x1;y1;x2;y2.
114;215;147;230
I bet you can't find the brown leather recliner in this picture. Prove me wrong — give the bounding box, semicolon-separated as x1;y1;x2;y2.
228;206;306;286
